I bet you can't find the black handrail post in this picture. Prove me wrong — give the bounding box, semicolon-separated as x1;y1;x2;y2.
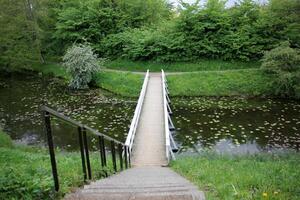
83;128;92;179
44;111;59;191
111;141;117;172
124;146;128;169
118;144;123;171
101;136;107;167
78;127;87;181
98;136;104;167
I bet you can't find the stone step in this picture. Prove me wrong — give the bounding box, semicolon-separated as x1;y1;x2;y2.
66;191;204;200
84;183;196;189
81;186;198;194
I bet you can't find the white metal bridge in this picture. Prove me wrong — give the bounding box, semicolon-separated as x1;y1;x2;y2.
65;71;205;200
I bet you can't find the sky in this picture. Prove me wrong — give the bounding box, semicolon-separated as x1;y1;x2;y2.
168;0;268;8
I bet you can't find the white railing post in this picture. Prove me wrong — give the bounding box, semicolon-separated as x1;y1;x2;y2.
161;70;175;163
125;70;149;155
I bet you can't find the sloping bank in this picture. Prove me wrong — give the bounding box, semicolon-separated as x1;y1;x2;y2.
0;130;113;199
167;69;273;97
10;64;272;97
171;154;300;200
19;63;144;97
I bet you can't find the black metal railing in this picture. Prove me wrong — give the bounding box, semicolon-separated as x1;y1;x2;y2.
41;106;130;191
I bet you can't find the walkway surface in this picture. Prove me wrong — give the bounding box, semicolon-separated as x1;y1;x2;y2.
65;73;205;200
131;73;167;167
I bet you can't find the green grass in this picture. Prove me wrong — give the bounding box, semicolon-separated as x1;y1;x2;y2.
19;63;144;97
105;59;260;72
3;61;273;98
0;131;114;199
167;69;273;96
0;130;13;148
171;153;300;200
95;71;144;97
30;63;70;79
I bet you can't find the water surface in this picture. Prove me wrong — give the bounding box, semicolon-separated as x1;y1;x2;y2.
172;97;300;154
0;73;136;149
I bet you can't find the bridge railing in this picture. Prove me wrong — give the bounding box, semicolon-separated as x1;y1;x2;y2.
162;70;178;163
41;106;129;192
125;70;150;157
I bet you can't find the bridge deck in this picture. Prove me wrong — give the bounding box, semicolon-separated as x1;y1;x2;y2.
131;73;167;166
65;72;205;200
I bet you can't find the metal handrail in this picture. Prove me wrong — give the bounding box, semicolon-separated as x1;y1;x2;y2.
125;70;149;155
162;70;176;163
41;106;129;192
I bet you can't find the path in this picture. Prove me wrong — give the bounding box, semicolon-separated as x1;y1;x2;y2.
103;68;255;75
65;73;205;200
131;73;167;166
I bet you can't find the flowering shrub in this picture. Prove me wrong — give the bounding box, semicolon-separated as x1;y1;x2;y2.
63;44;99;89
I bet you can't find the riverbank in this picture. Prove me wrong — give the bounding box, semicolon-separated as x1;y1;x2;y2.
0;131;113;199
4;60;276;98
171;153;300;200
168;69;273;97
3;63;144;97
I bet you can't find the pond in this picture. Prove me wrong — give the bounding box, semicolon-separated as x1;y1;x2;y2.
0;73;136;150
172;97;300;154
1;73;300;154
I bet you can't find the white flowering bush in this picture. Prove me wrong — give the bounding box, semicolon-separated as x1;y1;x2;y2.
63;44;99;89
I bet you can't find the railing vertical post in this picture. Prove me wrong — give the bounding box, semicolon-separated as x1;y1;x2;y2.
118;144;123;171
128;150;131;168
78;127;87;181
111;141;117;172
44;111;59;191
101;136;107;167
98;136;104;167
83;128;92;179
124;146;128;169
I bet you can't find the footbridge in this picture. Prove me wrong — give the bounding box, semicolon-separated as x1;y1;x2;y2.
42;71;204;199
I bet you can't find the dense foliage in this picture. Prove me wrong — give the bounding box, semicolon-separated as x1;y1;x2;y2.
63;44;100;89
261;42;300;98
101;0;300;61
1;0;299;67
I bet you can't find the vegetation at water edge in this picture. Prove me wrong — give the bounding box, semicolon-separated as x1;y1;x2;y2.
171;153;300;200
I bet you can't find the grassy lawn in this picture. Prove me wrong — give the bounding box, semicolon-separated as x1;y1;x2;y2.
105;59;260;72
167;69;273;97
95;71;143;97
171;153;300;200
0;131;114;199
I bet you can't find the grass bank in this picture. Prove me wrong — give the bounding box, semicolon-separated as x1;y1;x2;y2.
25;63;143;97
95;71;143;97
167;69;273;97
0;131;113;199
105;59;260;72
171;153;300;200
3;61;273;98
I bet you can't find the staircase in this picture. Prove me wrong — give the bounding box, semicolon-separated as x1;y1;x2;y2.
65;167;205;200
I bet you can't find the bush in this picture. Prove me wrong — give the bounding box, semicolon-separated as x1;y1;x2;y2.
261;42;300;73
0;130;13;148
63;44;100;89
261;42;300;98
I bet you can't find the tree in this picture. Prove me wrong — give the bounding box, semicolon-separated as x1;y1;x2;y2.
63;44;99;89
